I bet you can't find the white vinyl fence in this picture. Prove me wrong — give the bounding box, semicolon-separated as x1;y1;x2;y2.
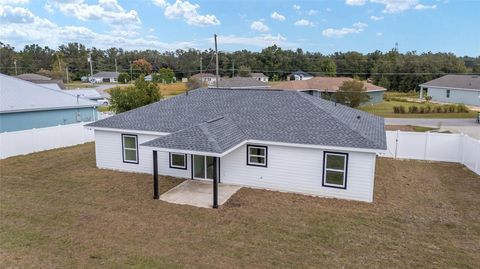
0;122;94;159
384;131;480;175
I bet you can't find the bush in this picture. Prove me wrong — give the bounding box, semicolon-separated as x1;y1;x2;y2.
399;105;406;114
419;106;425;113
425;95;432;101
118;72;130;84
110;76;161;113
435;106;443;113
425;105;432;113
393;106;400;113
456;104;469;113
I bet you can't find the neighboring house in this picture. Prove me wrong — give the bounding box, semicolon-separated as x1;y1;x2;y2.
210;77;271;89
144;74;153;81
191;73;217;86
90;72;119;83
275;77;386;105
86;88;386;205
250;73;269;82
419;75;480;106
64;89;109;105
16;73;65;89
0;74;98;132
289;70;313;81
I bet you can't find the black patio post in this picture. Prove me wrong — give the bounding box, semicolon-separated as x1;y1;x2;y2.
213;157;218;208
153;150;159;199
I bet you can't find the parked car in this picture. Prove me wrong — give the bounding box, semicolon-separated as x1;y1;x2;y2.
97;98;109;106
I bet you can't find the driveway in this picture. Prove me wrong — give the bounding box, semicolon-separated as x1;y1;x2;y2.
159;180;242;208
385;118;480;138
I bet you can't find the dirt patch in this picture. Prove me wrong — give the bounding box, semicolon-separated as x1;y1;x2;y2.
1;144;479;268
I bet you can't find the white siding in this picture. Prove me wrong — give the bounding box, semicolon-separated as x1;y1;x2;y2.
94;130;191;178
221;144;376;202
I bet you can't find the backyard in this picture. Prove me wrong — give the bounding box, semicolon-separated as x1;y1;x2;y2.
1;144;479;268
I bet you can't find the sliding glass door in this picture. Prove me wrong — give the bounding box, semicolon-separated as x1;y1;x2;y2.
193;155;214;180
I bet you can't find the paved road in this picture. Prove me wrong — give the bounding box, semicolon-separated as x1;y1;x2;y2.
385;118;480;139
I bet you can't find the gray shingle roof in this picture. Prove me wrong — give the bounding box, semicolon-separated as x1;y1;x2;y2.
211;77;270;88
0;74;98;113
87;88;386;152
420;75;480;90
143;116;247;153
92;72;119;78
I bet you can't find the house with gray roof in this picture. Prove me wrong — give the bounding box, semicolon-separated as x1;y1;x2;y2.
419;75;480;106
0;74;98;132
16;73;65;89
86;88;386;206
210;77;270;89
90;71;119;83
250;73;269;82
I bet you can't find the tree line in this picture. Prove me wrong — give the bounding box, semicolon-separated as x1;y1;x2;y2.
1;41;479;92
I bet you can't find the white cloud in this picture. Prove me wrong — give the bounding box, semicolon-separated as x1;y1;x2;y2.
376;32;383;36
322;22;367;38
160;0;220;26
346;0;438;13
213;34;297;48
0;0;29;4
0;6;197;50
47;0;141;25
250;20;269;32
152;0;167;8
370;15;384;20
270;11;285;21
308;9;318;15
294;19;314;27
414;4;437;10
293;4;300;10
345;0;367;6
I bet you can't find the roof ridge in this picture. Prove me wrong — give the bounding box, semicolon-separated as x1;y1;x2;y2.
296;92;383;148
198;123;223;153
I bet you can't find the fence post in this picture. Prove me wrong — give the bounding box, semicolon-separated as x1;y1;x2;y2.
394;130;399;159
424;132;430;160
460;133;465;165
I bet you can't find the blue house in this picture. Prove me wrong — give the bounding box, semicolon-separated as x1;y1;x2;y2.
0;74;99;132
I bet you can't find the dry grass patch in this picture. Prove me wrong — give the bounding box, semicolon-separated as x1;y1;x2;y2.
1;144;479;268
158;82;187;97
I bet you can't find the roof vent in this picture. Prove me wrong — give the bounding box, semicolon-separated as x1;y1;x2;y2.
357;115;361;119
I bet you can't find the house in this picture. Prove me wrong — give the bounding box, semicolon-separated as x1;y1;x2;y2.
191;73;217;86
16;73;65;89
85;88;386;206
90;71;119;83
250;73;269;82
419;75;480;106
275;77;386;105
144;74;153;81
0;74;98;132
289;70;313;81
64;89;108;105
210;77;270;89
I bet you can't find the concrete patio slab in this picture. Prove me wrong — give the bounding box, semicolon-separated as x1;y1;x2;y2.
159;180;242;208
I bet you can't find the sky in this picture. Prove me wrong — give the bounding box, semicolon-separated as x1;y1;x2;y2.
0;0;479;56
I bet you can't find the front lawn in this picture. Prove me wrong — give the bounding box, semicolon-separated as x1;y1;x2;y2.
1;144;479;268
359;100;477;118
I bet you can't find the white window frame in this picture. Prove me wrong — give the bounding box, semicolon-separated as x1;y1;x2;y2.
247;145;267;167
122;134;138;164
170;153;187;169
322;152;348;189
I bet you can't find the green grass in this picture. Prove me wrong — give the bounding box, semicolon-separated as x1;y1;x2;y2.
1;144;479;268
359;101;477;118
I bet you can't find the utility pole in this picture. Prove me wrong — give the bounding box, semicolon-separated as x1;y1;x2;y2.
214;34;219;88
200;56;202;74
13;60;17;76
88;53;93;77
232;60;235;77
65;66;69;84
115;58;118;73
130;61;133;81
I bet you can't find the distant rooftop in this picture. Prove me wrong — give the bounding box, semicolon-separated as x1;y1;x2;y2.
275;77;386;92
420;75;480;90
250;73;268;78
192;73;216;78
16;73;51;81
210;77;270;89
92;71;119;78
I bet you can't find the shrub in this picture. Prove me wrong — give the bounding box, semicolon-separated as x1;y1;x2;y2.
411;105;419;113
442;106;449;113
448;105;456;113
399;105;406;114
393;106;400;113
435;106;443;113
419;106;425;114
425;105;431;113
456;104;469;113
425;95;432;101
118;72;130;84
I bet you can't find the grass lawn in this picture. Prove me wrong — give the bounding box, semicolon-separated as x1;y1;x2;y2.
385;125;437;132
158;82;187;98
1;144;479;268
359;100;477;118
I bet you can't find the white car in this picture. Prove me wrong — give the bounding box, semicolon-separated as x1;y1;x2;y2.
97;98;110;106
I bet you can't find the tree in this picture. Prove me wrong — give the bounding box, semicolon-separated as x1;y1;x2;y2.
117;72;130;83
186;77;203;90
238;65;251;77
155;67;175;83
132;59;152;78
335;80;371;108
109;75;161;113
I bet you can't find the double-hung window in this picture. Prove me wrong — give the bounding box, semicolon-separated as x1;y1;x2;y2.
322;152;348;189
170;153;187;169
122;134;138;164
247;145;267;167
446;89;450;98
